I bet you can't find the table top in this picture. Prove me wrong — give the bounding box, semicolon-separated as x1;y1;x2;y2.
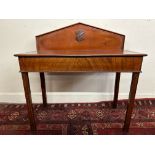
14;50;147;57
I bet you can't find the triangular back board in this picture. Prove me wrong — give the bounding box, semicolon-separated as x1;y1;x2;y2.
36;23;125;53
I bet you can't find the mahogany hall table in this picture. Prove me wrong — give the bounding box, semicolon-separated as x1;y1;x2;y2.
14;23;147;133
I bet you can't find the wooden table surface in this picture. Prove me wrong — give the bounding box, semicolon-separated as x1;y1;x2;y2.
15;50;147;57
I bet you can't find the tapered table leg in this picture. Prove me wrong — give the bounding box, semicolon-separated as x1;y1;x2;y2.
112;72;121;108
40;72;47;107
21;72;37;131
123;72;140;132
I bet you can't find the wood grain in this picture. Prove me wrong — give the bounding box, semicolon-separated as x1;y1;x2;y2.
19;56;143;72
36;23;125;52
14;50;147;57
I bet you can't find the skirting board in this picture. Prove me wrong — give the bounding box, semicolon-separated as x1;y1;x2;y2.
0;92;155;104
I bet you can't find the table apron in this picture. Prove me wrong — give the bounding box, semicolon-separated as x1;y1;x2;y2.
19;56;143;72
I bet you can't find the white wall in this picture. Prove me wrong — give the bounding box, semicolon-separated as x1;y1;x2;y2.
0;19;154;103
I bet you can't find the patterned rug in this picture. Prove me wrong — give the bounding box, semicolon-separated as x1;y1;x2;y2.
0;98;155;135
